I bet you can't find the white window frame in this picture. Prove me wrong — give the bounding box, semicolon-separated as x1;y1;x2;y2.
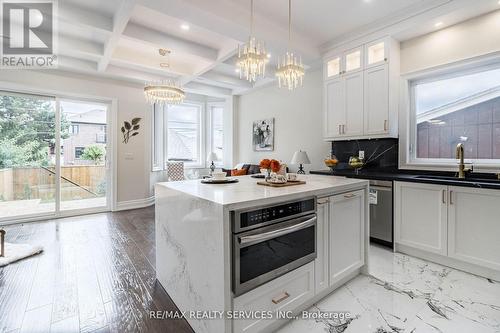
206;102;224;168
151;104;164;171
164;101;205;169
400;53;500;172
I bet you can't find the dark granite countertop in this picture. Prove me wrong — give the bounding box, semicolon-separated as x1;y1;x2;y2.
310;168;500;190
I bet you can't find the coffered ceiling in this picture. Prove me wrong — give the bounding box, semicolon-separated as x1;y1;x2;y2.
49;0;500;96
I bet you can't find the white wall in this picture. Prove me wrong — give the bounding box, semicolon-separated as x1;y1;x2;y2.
401;10;500;74
0;70;152;205
235;69;329;173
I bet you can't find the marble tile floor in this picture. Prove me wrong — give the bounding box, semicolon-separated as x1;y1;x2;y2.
278;244;500;333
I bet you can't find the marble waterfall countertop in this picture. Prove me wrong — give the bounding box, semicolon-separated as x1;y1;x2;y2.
156;174;368;209
155;174;369;333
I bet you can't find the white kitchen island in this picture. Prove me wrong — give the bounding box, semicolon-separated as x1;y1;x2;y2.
155;174;369;333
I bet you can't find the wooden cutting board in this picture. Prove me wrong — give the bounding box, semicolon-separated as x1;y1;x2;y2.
256;180;306;187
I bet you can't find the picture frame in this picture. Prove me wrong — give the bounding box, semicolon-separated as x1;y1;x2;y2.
252;118;274;151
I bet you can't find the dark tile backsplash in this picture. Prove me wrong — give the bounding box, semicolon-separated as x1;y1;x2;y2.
331;138;399;170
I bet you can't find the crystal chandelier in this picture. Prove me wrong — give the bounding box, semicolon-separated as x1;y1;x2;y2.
144;49;185;105
276;0;305;90
237;0;267;82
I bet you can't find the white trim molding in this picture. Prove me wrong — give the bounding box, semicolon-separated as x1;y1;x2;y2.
114;196;155;211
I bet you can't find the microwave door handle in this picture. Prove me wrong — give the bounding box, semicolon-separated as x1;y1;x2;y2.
239;216;317;246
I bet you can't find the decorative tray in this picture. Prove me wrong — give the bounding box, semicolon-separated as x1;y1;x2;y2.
201;178;239;184
256;180;306;187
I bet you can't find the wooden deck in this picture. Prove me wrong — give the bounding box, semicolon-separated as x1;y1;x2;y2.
0;207;193;333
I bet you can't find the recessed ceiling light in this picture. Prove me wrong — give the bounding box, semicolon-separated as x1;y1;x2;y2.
235;68;240;73
180;23;190;31
435;21;443;27
266;53;271;58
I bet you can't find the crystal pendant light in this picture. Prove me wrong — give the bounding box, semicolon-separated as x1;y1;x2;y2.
236;0;267;82
275;0;305;90
144;49;186;105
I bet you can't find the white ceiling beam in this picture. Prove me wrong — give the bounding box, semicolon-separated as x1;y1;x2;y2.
98;0;137;72
109;58;183;78
179;48;237;86
104;64;168;83
58;2;113;33
122;23;218;62
196;71;252;89
59;36;103;61
184;82;232;97
57;55;98;72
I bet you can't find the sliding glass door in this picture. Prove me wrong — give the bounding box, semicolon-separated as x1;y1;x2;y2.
0;92;56;219
59;100;108;211
0;91;110;221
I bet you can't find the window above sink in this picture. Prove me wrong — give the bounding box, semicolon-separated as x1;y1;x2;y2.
401;55;500;172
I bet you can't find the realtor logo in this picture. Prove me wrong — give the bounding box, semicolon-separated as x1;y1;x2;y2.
1;0;58;68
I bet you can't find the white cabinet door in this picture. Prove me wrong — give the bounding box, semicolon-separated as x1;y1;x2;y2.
448;186;500;271
394;182;448;255
344;71;364;137
364;64;389;135
365;38;388;69
324;78;345;138
343;47;363;73
325;56;342;79
329;190;365;285
315;197;330;294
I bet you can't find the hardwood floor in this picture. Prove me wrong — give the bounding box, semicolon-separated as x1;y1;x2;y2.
0;207;194;333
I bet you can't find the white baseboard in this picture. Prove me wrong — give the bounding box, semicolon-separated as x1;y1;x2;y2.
114;196;155;211
395;243;500;282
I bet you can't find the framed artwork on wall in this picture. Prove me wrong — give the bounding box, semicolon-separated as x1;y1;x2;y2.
252;118;274;151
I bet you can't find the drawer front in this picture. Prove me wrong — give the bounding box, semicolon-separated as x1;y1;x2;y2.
233;262;315;333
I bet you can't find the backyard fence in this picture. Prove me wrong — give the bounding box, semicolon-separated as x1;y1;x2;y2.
0;165;106;202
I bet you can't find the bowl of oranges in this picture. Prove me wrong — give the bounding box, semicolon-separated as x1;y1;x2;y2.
324;155;339;172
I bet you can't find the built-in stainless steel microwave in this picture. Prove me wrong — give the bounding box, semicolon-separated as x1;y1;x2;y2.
231;197;317;296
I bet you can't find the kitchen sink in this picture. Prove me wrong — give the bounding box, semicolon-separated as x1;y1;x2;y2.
414;175;500;184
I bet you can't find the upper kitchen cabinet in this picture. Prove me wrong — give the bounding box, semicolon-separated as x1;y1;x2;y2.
365;38;388;68
344;47;363;74
326;56;342;79
323;37;399;140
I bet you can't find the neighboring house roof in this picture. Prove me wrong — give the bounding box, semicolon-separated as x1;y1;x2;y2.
65;109;106;125
417;86;500;124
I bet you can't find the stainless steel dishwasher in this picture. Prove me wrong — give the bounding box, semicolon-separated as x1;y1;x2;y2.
369;180;393;247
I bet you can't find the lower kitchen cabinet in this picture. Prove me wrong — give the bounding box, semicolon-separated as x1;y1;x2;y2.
395;181;500;278
448;186;500;271
329;190;365;285
232;262;315;333
315;197;330;294
394;182;448;255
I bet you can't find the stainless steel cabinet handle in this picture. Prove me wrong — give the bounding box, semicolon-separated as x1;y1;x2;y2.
442;189;446;204
384;120;388;131
449;191;453;205
342;125;346;134
344;193;357;199
272;292;290;304
239;216;317;245
338;125;341;135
